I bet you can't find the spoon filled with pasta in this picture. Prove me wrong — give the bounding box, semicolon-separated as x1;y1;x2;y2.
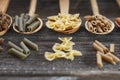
46;0;82;34
0;0;12;36
13;0;43;34
85;0;114;34
115;0;120;28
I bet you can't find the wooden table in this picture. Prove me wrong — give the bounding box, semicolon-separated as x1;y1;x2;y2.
1;0;120;80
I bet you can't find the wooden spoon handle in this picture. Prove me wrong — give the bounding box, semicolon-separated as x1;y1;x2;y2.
0;0;10;13
90;0;99;15
0;0;4;11
59;0;69;15
29;0;37;16
116;0;120;8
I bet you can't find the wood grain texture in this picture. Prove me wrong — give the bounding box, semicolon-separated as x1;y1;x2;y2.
0;0;120;78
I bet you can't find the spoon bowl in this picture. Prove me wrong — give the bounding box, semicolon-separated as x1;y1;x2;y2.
85;15;115;35
85;0;115;35
13;17;43;34
46;17;82;34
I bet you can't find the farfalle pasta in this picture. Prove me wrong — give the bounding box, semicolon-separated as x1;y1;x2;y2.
46;13;80;31
44;37;82;61
44;52;56;61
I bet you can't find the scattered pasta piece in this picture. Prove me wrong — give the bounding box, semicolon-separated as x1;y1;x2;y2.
55;51;66;58
70;50;82;57
93;40;120;68
44;37;82;61
58;37;72;42
65;52;74;61
44;52;56;61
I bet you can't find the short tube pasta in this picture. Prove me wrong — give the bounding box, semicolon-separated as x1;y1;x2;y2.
96;52;103;68
93;42;104;53
8;48;27;59
110;44;115;53
8;41;24;52
107;52;120;63
98;51;116;65
20;41;30;55
23;38;38;51
95;40;109;52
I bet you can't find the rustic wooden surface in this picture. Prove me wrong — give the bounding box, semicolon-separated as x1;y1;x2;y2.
1;0;120;79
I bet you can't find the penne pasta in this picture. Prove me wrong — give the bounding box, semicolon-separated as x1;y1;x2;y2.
95;40;109;52
26;14;39;25
107;52;120;63
110;44;115;53
8;48;27;59
96;53;103;68
8;41;24;52
98;51;116;65
88;22;94;32
93;42;104;53
23;38;38;51
20;41;30;55
27;21;40;32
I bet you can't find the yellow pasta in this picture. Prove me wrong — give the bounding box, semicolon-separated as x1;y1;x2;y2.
53;43;73;52
45;37;82;61
70;50;82;56
55;51;66;58
44;52;56;61
64;52;74;61
47;13;80;31
58;37;72;42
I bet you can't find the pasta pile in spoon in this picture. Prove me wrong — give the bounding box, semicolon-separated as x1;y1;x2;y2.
46;13;80;31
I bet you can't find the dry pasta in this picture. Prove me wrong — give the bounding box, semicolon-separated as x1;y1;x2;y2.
46;13;81;31
44;52;56;61
110;44;115;53
70;50;82;57
85;15;112;34
45;37;82;61
107;52;120;63
96;53;103;68
53;43;73;52
64;52;74;61
55;51;66;58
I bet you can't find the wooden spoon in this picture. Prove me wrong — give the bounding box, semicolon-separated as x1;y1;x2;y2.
13;0;43;34
0;0;12;36
115;0;120;28
46;0;82;34
85;0;114;35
